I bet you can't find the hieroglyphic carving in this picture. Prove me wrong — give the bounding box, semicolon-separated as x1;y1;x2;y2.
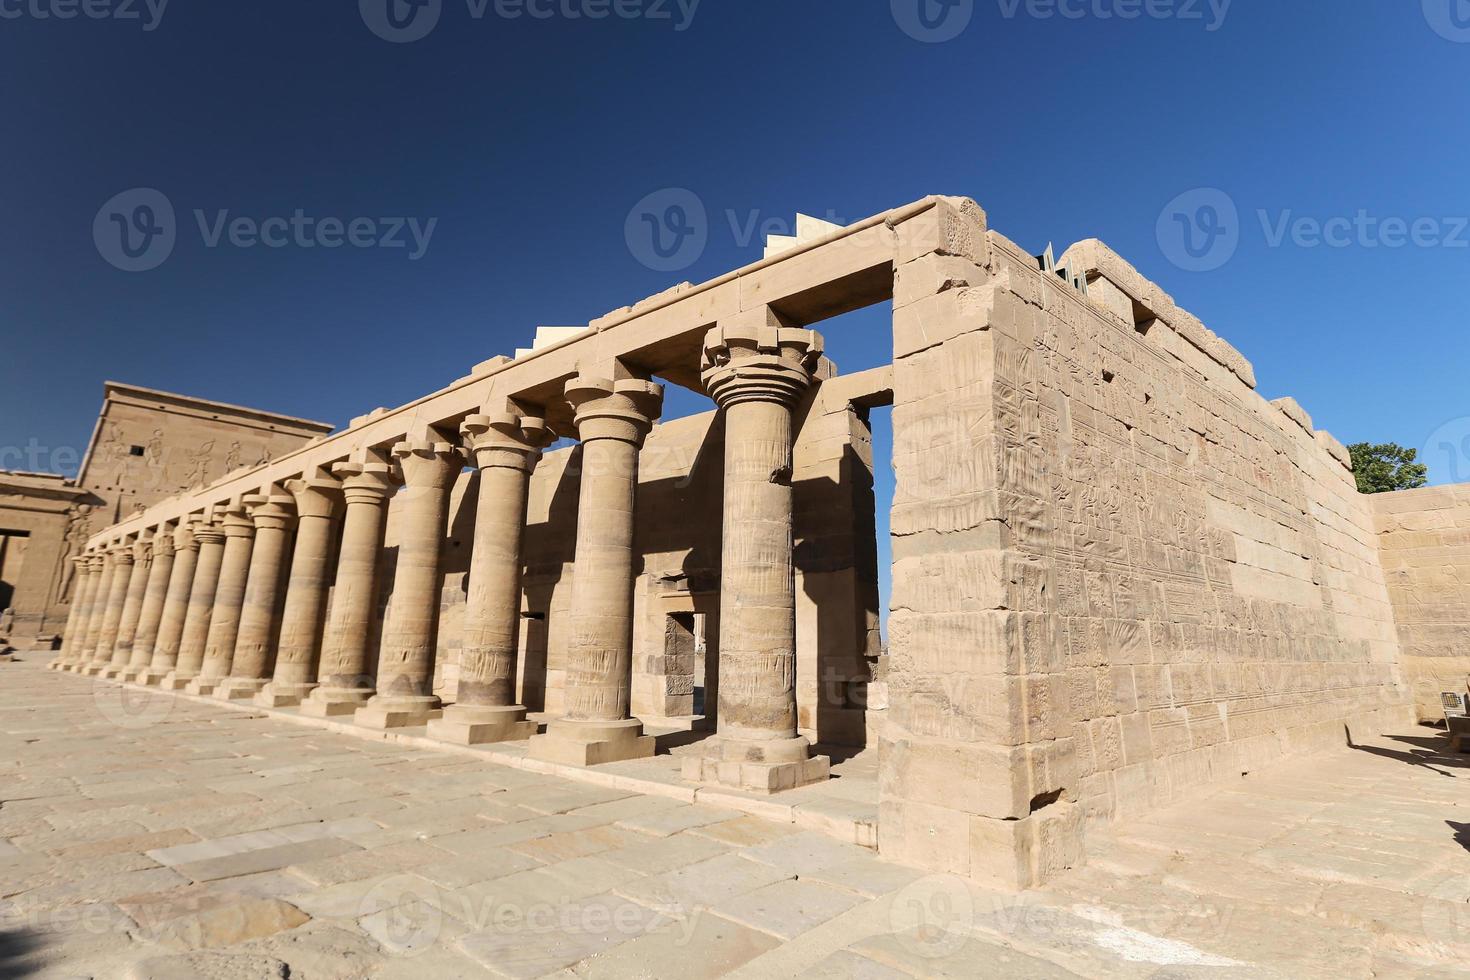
54;503;94;601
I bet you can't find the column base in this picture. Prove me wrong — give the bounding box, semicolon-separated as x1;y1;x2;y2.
99;664;128;679
80;664;107;676
213;678;269;701
137;668;169;687
528;717;655;767
120;666;150;683
299;687;373;718
426;704;538;745
254;681;317;708
681;735;830;794
158;672;194;691
354;695;442;730
185;677;222;696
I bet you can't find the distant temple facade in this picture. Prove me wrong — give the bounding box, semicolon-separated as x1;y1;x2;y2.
0;383;333;644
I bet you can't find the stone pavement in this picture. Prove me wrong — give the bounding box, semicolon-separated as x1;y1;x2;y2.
2;656;1468;979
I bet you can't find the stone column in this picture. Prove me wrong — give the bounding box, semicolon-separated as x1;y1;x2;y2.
187;505;255;696
163;521;226;690
529;375;662;766
123;527;175;682
56;555;98;668
355;440;463;730
428;411;554;745
301;458;399;717
257;477;340;707
682;316;831;793
77;549;119;674
103;535;152;677
144;522;198;686
68;554;105;672
89;543;136;676
216;493;296;700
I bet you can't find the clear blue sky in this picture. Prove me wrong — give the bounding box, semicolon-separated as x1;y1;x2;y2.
3;2;1468;625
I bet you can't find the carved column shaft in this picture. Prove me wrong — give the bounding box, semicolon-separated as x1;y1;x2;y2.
303;460;397;716
429;411;552;745
259;477;340;706
92;546;135;672
106;538;151;671
166;523;226;689
127;529;176;678
80;551;118;671
356;441;462;729
529;376;662;766
217;493;295;699
147;523;199;684
189;509;255;695
684;316;830;793
59;557;98;666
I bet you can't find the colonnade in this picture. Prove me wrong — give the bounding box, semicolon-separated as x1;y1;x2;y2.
53;322;829;793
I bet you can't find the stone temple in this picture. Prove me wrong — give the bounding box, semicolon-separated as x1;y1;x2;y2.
10;195;1469;891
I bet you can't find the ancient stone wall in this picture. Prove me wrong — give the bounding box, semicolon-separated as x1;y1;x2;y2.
879;199;1411;889
1372;482;1470;718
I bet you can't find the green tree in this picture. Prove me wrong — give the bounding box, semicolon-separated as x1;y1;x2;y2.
1348;442;1428;494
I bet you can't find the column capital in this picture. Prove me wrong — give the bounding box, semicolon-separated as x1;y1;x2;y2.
173;521;200;553
244;492;297;531
701;319;824;408
152;526;177;559
85;552;106;570
131;535;153;562
565;376;663;445
461;411;556;473
113;543;137;566
332;460;401;505
219;505;256;540
192;521;227;547
286;476;342;520
391;440;465;490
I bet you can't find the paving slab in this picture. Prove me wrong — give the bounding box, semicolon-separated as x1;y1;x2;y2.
6;659;1470;979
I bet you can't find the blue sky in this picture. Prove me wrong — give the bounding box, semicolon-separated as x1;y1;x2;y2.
3;2;1469;623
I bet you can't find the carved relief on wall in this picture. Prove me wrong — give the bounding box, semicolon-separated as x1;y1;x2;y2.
54;503;94;602
184;440;215;488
